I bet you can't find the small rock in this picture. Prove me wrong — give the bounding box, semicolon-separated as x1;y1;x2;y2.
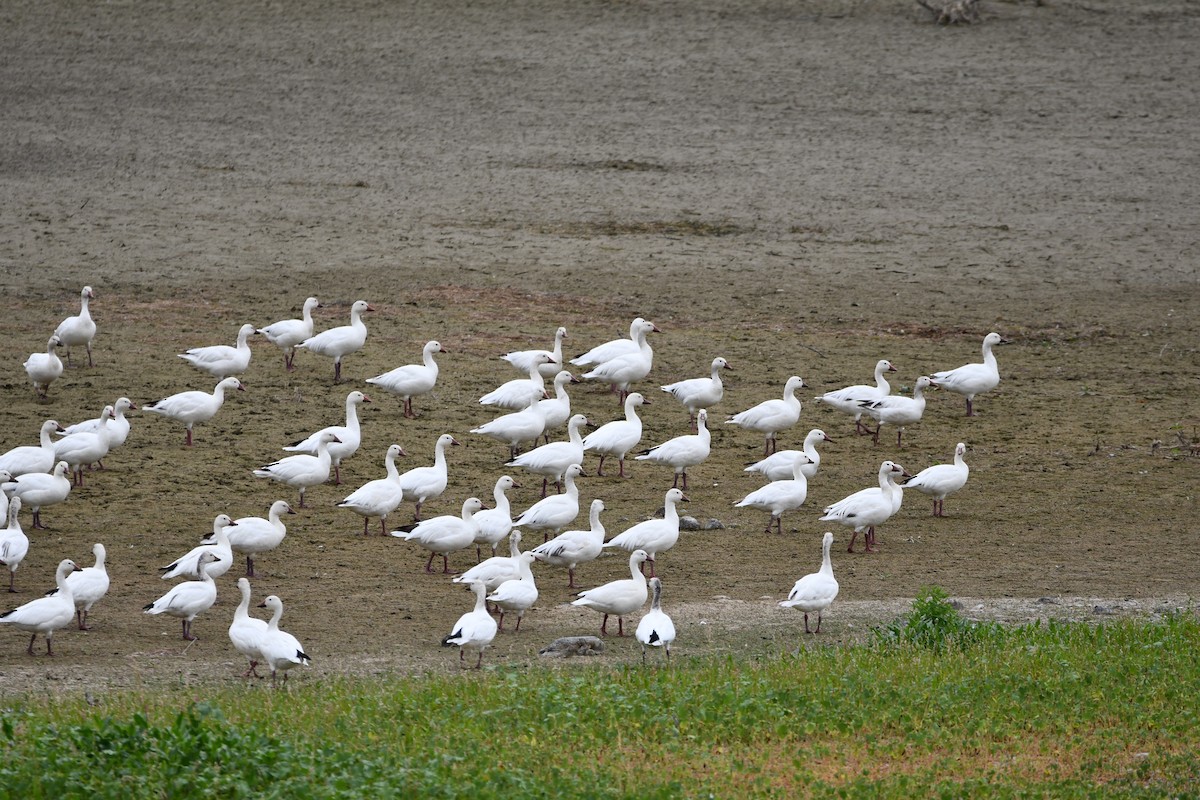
678;515;701;531
949;600;964;610
538;636;605;658
702;518;725;530
1093;605;1115;615
1036;597;1060;605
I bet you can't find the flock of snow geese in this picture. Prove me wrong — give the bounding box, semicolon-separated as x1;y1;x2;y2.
0;287;1008;674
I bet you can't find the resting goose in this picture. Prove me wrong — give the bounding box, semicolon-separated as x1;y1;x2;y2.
930;332;1009;417
228;577;268;678
471;395;548;461
337;443;409;535
634;408;710;490
396;433;459;521
258;296;320;370
779;531;839;634
393;497;486;574
160;514;237;581
502;325;568;378
442;579;498;669
0;559;80;655
511;463;584;542
1;461;72;529
179;323;257;379
143;551;221;641
0;498;29;592
858;376;932;447
53;286;97;367
570;317;660;368
734;451;809;535
253;431;340;508
24;336;64;398
221;500;295;577
0;419;65;477
582;392;647;478
479;354;552;411
904;442;970;517
744;428;832;483
507;413;588;497
256;594;312;684
581;319;657;404
661;356;732;428
572;549;649;636
814;359;897;435
636;576;676;663
142;376;245;446
726;375;807;456
62;542;109;630
366;340;447;418
486;551;539;632
282;390;371;485
820;461;911;553
296;299;373;382
472;475;519;560
531;498;606;588
602;488;687;577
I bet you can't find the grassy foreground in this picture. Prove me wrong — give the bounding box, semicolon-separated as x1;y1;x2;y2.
2;606;1198;798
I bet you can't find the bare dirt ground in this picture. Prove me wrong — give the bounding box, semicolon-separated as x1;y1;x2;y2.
1;0;1197;691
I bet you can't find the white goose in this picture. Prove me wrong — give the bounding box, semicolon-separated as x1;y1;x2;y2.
572;549;649;637
229;577;268;678
61;397;137;461
366;340;447;419
393;497;486;574
397;433;459;521
258;296;320;371
931;332;1009;416
52;407;114;486
1;461;72;529
726;375;808;456
471;395;548;460
179;323;257;378
143;551;221;641
0;498;29;593
24;335;64;398
296;298;373;382
815;359;898;435
479;354;552;410
536;370;580;442
744;428;832;483
734;452;809;535
142;376;245;446
581;319;657;404
507;413;588;497
904;442;970;517
511;463;584;542
582;392;647;478
531;498;606;589
454;530;524;594
0;559;80;655
253;431;340;508
53;285;97;367
63;542;109;630
635;408;711;490
486;551;539;632
0;419;65;477
858;376;932;447
256;594;312;684
337;443;409;535
442;579;498;669
160;514;237;581
636;576;676;663
570;317;660;368
820;461;910;553
602;488;687;577
282;390;371;485
503;326;568;378
221;500;295;577
662;356;732;427
779;531;839;634
472;475;519;560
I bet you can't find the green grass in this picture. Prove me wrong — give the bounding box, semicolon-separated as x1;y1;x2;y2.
3;610;1198;798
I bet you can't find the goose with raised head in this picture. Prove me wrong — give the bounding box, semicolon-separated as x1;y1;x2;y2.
857;376;932;447
570;318;660;368
393;497;486;574
24;336;63;398
296;299;374;382
815;359;897;435
779;532;839;634
62;542;109;630
635;409;710;490
572;549;649;637
366;340;447;418
221;500;295;577
486;551;539;632
726;375;807;456
0;419;65;477
258;296;320;370
471;475;519;560
282;390;371;484
442;579;497;669
0;498;29;593
582;392;647;478
51;406;114;486
507;413;588;497
160;514;238;581
337;443;409;535
253;431;340;508
820;461;911;553
179;323;257;379
503;325;568;378
581;319;658;404
511;463;584;542
143;551;221;641
142;376;245;446
0;559;80;655
662;356;732;428
229;577;268;678
397;433;459;521
53;286;97;367
256;594;312;684
454;530;524;595
904;442;970;517
60;397;137;464
734;451;810;535
479;354;553;411
471;395;548;461
1;461;72;529
636;577;675;663
536;370;580;443
602;488;687;578
930;332;1009;416
531;498;606;588
744;428;832;483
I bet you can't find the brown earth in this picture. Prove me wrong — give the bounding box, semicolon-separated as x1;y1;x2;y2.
0;0;1197;691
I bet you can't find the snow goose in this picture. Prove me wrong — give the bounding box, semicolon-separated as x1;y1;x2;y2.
282;390;371;484
62;542;109;630
636;576;675;663
0;558;80;654
744;428;832;483
0;419;65;477
779;532;839;634
397;433;459;521
53;286;97;367
2;461;72;529
143;551;220;640
511;462;584;542
635;408;710;490
253;431;340;508
221;500;295;577
507;413;588;497
930;332;1009;416
179;323;257;379
820;461;910;553
0;498;29;592
61;397;137;463
471;395;548;461
602;487;687;577
572;549;649;636
582;391;647;477
904;442;970;517
256;594;312;684
570;318;660;368
504;325;569;378
479;354;552;410
471;475;519;560
531;498;606;588
366;340;447;418
734;451;809;534
337;443;409;535
296;298;373;382
442;579;498;669
160;514;237;581
51;407;114;486
258;296;320;371
142;376;245;446
454;530;524;595
486;551;539;632
24;336;64;398
662;357;732;428
393;497;486;574
229;577;268;677
858;376;932;446
815;359;897;435
536;370;580;443
726;375;807;456
581;320;657;404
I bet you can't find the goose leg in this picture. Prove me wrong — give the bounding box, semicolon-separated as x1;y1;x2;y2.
440;554;457;574
424;552;437;573
333;464;342;485
26;633;37;655
617;616;625;637
32;510;46;530
246;556;256;578
803;613;812;634
496;610;506;632
334;359;343;383
815;613;823;634
8;571;16;593
847;530;859;553
600;614;610;636
596;454;607;477
618;457;629;478
185;426;194;447
379;518;388;536
182;619;196;641
865;526;878;553
567;567;577;589
965;398;975;417
86;342;94;368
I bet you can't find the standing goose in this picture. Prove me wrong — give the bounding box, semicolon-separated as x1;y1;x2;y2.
256;594;312;684
142;376;245;446
531;498;606;588
179;323;257;379
511;463;584;542
471;395;548;461
62;542;110;630
602;488;687;578
570;317;660;368
442;579;498;669
734;451;810;535
486;551;539;632
503;325;568;378
396;433;459;521
253;431;340;508
393;497;486;574
0;498;29;592
160;514;238;581
634;408;711;490
572;549;649;637
1;461;72;529
0;419;65;477
471;475;519;560
903;442;970;517
930;332;1009;416
479;354;553;411
258;296;320;371
744;429;832;483
507;413;588;497
53;285;97;367
779;532;839;634
296;299;373;382
857;376;932;447
24;336;64;398
581;319;658;404
815;359;897;435
582;392;647;478
536;370;580;443
726;375;807;456
51;407;114;486
366;340;447;418
454;530;524;595
0;559;81;655
282;390;371;485
143;551;221;641
337;443;409;535
60;397;138;466
222;500;295;577
636;577;676;663
228;577;268;678
820;461;911;553
661;356;732;428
